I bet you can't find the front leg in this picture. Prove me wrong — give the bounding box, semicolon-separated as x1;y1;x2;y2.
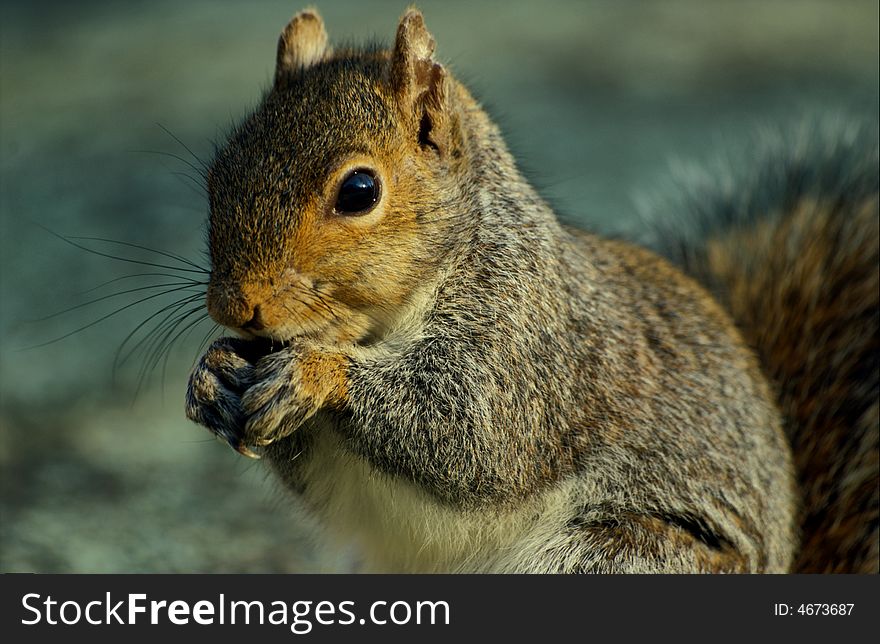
241;340;350;448
186;337;348;455
185;337;258;457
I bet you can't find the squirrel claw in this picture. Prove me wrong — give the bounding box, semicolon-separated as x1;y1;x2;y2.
232;441;262;459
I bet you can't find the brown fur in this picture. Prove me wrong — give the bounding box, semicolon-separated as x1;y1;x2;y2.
185;7;876;573
704;197;879;573
276;9;332;77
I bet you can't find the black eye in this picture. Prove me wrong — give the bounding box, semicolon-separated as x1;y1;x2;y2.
335;170;379;215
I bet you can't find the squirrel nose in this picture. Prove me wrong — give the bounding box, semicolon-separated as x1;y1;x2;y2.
242;306;265;331
206;282;266;331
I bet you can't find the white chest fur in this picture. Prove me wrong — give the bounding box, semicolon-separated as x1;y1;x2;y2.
289;427;580;573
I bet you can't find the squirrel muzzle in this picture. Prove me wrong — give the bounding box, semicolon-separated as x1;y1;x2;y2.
206;278;271;331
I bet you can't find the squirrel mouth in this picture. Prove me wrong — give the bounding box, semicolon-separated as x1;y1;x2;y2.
236;335;293;361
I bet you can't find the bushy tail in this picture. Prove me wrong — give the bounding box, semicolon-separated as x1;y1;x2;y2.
645;119;879;573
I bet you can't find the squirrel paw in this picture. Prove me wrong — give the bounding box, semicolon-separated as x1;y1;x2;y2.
185;337;259;458
240;341;348;448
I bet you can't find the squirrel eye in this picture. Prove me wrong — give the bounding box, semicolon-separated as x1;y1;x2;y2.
334;170;380;215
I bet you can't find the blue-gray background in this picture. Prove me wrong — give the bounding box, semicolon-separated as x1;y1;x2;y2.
1;0;878;571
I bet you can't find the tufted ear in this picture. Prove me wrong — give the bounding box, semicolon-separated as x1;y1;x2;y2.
275;8;331;81
390;8;451;154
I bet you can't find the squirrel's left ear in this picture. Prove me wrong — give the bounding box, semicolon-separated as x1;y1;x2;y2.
275;9;331;82
390;9;452;155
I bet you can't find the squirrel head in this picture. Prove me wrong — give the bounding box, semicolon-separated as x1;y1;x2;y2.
206;7;467;345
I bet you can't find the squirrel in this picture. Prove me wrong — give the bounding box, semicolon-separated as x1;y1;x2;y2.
185;7;879;573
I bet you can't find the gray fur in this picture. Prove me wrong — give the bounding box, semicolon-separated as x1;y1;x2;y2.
185;9;814;573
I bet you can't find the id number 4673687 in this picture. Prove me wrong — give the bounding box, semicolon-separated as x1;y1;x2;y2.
773;604;854;616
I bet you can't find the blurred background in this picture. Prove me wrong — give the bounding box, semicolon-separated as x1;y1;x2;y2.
1;0;878;572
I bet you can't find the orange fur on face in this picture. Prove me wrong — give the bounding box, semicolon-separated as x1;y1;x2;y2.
207;56;457;344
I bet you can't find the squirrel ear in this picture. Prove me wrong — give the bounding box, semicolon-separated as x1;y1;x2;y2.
390;8;450;153
275;9;331;81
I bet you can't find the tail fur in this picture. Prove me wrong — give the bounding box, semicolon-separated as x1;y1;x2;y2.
644;118;879;573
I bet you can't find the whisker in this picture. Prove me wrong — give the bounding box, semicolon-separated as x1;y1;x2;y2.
279;301;310;334
19;286;206;350
132;312;200;395
157;123;209;171
303;284;342;320
66;235;208;273
174;311;213;352
135;306;207;397
29;281;204;323
78;272;205;296
285;288;330;321
159;312;213;394
141;303;206;364
136;149;208;181
170;171;208;199
113;293;205;376
194;323;222;363
131;302;205;377
38;225;208;275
